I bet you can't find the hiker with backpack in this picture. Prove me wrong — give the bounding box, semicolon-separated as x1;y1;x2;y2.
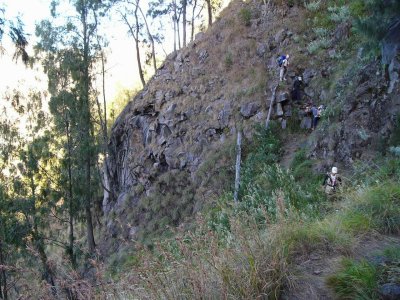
323;166;342;195
278;54;289;81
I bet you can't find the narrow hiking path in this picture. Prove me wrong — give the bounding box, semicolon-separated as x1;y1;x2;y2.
281;234;400;300
279;132;309;170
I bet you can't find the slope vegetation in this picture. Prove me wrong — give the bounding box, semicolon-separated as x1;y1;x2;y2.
99;0;400;297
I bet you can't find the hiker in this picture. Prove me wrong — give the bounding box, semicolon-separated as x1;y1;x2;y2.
310;103;321;130
323;166;342;195
278;54;289;81
292;76;303;102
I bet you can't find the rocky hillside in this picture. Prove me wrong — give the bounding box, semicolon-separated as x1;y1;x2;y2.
101;0;400;254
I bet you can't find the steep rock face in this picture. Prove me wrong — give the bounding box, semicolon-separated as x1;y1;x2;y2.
310;61;400;170
102;0;400;253
102;0;305;250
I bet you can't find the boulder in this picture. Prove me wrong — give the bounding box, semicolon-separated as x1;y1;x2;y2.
218;103;232;127
256;42;268;58
302;69;317;85
275;28;287;44
240;102;261;118
198;49;209;63
283;104;292;117
277;92;290;103
333;21;351;43
276;103;284;117
379;283;400;300
281;119;287;129
300;117;312;129
155;90;164;103
388;57;400;93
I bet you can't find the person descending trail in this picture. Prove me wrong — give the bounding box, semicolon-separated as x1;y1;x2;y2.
278;54;289;81
292;76;303;102
310;104;320;131
323;166;342;195
309;104;324;131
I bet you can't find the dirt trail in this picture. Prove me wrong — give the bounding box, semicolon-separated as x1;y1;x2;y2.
279;132;309;170
281;235;400;299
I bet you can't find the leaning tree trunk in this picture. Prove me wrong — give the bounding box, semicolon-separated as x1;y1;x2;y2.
191;0;198;42
266;85;278;129
233;130;242;205
182;0;187;47
138;4;157;73
205;0;212;26
0;239;7;300
120;11;146;87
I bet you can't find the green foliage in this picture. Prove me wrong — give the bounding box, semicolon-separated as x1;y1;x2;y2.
328;5;350;23
327;258;379;299
290;148;323;187
389;114;400;147
304;0;322;12
307;27;331;54
134;170;196;241
196;138;236;193
349;0;367;18
240;123;281;193
353;0;400;58
328;245;400;299
341;180;400;236
224;52;233;69
239;8;251;26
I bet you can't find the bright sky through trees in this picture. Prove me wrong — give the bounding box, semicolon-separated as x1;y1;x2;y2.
0;0;141;101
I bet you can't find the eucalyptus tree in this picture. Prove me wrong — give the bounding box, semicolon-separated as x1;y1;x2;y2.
0;7;29;63
35;0;110;255
0;84;61;297
0;112;21;300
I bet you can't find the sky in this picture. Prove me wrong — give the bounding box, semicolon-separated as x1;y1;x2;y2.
0;0;231;104
0;0;142;102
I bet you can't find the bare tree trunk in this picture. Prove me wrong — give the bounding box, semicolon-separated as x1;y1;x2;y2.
120;12;146;87
30;177;57;296
0;239;7;300
173;15;177;53
205;0;212;26
265;85;277;129
191;0;198;42
100;50;108;142
233;130;242;205
65;120;76;268
182;0;187;47
82;7;96;255
137;4;157;73
177;17;181;49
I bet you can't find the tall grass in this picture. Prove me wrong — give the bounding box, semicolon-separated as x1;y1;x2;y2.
327;259;379;299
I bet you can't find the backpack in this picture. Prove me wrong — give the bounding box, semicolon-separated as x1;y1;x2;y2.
277;55;286;67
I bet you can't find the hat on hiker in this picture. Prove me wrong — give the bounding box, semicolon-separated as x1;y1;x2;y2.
298;76;302;81
331;167;338;174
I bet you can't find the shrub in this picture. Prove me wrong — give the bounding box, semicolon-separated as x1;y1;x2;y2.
327;259;379;299
225;52;233;69
328;5;350;23
304;0;322;12
348;183;400;234
308;38;331;54
239;8;251;26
